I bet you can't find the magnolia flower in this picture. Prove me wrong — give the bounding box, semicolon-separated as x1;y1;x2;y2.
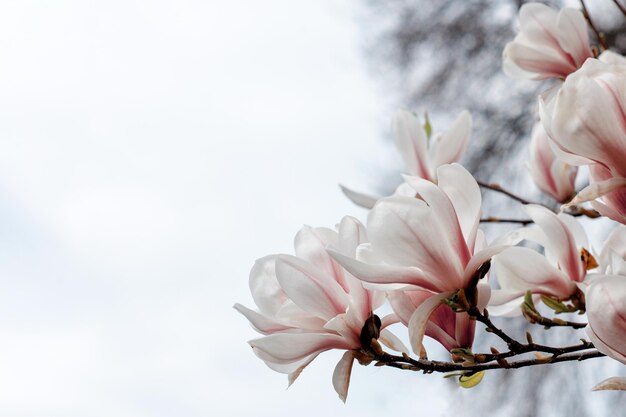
393;110;471;182
330;164;502;354
586;275;626;365
540;55;626;223
490;205;593;314
234;217;405;402
503;2;592;80
528;121;577;203
340;110;471;208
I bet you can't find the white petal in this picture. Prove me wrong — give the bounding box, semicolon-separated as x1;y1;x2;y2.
407;291;454;355
249;255;285;316
393;110;431;179
332;350;355;403
367;195;465;288
339;184;379;209
493;246;574;299
526;204;584;282
233;303;292;335
379;328;409;354
431;111;471;168
250;333;348;364
276;255;348;320
437;164;481;251
328;248;444;293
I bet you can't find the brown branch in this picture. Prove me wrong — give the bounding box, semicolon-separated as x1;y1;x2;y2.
371;349;604;373
476;180;539;206
480;217;533;225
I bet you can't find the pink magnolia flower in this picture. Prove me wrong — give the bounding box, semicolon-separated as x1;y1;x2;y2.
330;164;502;354
503;3;593;80
340;110;471;208
393;109;471;182
490;205;592;314
234;217;405;402
528;121;577;203
540;55;626;223
586;275;626;365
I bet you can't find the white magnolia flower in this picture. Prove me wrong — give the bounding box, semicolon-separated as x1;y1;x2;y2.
503;2;592;80
235;217;405;402
341;110;471;208
331;164;501;354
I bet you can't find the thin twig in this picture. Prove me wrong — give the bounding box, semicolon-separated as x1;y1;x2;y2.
581;0;609;51
371;349;603;373
476;180;538;206
480;217;533;225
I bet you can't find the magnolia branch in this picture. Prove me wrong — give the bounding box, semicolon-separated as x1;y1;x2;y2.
363;307;603;375
476;180;601;220
371;349;604;373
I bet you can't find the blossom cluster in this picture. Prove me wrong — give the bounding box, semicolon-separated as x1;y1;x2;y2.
236;2;626;401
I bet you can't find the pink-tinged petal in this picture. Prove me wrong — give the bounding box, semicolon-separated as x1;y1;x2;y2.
407;291;454;355
557;212;588;250
250;333;349;364
324;314;360;347
367;195;464;288
379;328;409;354
327;248;444;293
504;42;574;80
288;353;319;387
518;3;560;48
294;226;347;291
249;255;286;316
392;110;431;180
599;50;626;65
585;275;626;364
263;352;318;375
436;163;481;251
487;289;528;317
525;204;583;282
339;184;378;209
493;246;575;299
430;111;472;168
565;177;626;209
550;59;626;176
337;216;368;258
332;350;355;403
592;377;626;391
403;173;471;267
380;313;401;329
275;255;348;320
529;121;577;202
454;309;476;349
461;245;508;288
476;282;491;311
555;8;592;67
233;303;293;335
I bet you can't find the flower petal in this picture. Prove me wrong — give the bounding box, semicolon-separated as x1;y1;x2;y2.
407;291;454;355
250;333;348;364
332;350;355;403
276;255;348;320
339;184;378;209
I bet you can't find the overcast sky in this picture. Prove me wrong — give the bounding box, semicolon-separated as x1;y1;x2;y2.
0;1;455;416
